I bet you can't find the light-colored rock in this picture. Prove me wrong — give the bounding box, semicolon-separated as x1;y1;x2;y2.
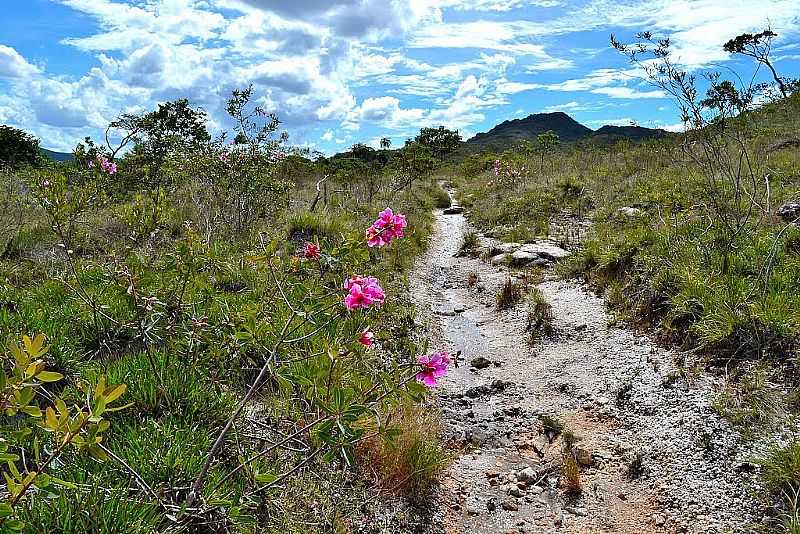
777;201;800;224
490;253;511;265
617;206;642;218
494;242;522;254
511;250;538;265
518;242;570;261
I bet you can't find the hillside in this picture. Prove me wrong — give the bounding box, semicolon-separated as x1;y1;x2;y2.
465;111;667;149
40;148;74;161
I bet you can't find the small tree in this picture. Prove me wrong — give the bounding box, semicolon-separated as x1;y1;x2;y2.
415;126;462;160
537;130;560;169
390;142;437;192
380;137;391;150
723;29;787;98
110;99;211;228
0;126;41;169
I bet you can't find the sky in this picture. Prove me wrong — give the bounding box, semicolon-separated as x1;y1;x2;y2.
0;0;798;153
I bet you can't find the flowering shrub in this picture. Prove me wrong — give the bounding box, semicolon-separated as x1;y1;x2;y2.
366;207;407;247
494;158;527;181
344;274;386;310
88;156;117;175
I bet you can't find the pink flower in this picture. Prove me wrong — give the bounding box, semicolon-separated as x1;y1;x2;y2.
303;242;320;259
365;207;407;248
220;151;230;163
416;351;450;388
358;328;374;347
93;156;117;175
343;275;385;310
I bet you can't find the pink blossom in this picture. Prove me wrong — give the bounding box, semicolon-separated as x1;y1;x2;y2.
358;328;374;348
303;242;320;259
416;351;450;388
92;156;117;175
365;207;407;248
343;275;385;310
220;151;230;163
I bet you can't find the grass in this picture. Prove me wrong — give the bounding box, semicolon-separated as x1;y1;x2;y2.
526;287;554;341
496;278;524;310
358;402;451;497
538;414;564;443
459;231;479;256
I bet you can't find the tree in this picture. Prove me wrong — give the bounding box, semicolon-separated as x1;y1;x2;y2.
0;125;41;168
415;126;461;160
389;141;437;192
537;130;560;168
724;29;787;98
110;99;211;227
379;137;391;150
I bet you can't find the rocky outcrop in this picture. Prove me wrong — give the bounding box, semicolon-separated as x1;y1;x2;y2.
777;201;800;224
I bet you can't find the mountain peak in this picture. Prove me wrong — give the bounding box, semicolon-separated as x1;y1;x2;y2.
466;111;667;147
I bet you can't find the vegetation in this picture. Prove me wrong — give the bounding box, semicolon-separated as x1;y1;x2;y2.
0;86;458;531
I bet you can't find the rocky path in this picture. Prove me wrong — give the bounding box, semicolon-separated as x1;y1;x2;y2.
413;191;765;534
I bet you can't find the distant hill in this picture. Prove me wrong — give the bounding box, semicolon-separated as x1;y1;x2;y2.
465;112;668;149
591;124;668;142
40;148;74;162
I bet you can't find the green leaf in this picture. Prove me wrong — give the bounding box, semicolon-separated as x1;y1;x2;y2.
87;445;108;461
36;371;63;383
254;472;277;484
0;503;13;518
0;453;20;462
102;384;127;403
20;406;41;418
6;518;24;531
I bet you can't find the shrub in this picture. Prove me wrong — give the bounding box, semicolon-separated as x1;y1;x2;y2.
526;288;554;340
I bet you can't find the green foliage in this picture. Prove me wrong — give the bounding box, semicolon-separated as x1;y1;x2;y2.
526;288;554;341
415;126;462;160
0;126;41;169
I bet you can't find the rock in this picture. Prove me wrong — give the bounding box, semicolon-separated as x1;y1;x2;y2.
491;379;512;392
466;502;481;515
767;138;800;153
575;446;593;467
501;500;519;512
494;242;522;254
471;356;492;369
511;250;539;266
465;385;490;398
518;242;570;261
517;466;538;484
617;206;642;218
508;486;524;498
490;254;511;265
443;205;464;215
487;498;498;512
454;304;467;313
565;506;588;517
777;201;800;224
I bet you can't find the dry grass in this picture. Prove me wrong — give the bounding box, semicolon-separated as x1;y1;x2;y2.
496;278;524;310
561;453;582;495
357;402;451;497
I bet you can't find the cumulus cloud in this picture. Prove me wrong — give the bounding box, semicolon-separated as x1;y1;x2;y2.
0;45;40;78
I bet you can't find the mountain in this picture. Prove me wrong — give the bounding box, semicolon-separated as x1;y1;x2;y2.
465;112;668;149
591;124;668;142
40;148;74;162
467;112;592;147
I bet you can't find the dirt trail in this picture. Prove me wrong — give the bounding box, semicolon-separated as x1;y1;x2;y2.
413;190;765;534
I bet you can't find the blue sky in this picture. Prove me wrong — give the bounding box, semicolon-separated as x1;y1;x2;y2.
1;0;798;153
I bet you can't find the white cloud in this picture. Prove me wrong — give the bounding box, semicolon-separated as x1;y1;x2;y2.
0;45;40;78
321;130;334;141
